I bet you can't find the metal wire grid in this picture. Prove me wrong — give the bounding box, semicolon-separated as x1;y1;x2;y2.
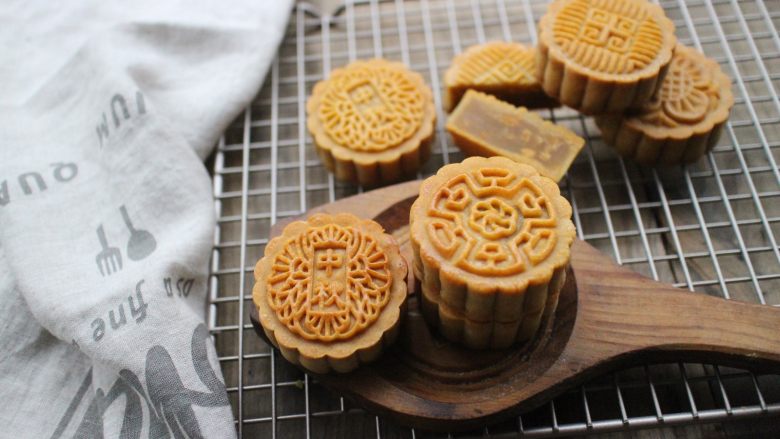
208;0;780;437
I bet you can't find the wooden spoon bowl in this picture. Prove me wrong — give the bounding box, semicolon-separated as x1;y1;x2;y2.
249;180;780;432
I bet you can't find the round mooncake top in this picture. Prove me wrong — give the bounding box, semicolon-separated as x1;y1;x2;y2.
539;0;676;82
306;59;435;161
621;44;733;139
254;213;407;359
410;156;576;295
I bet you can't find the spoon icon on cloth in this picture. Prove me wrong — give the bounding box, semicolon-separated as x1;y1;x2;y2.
120;204;157;261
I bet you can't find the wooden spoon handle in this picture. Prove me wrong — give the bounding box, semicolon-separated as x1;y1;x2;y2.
640;291;780;368
569;241;780;370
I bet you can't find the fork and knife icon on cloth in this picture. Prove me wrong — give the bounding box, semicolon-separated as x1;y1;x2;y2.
95;205;157;276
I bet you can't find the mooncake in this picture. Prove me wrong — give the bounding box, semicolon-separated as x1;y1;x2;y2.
418;269;564;349
410;156;575;348
595;44;733;165
253;213;408;373
443;41;558;112
536;0;677;114
446;90;584;182
307;59;436;188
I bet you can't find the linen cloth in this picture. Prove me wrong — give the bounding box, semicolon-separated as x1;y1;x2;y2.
0;1;292;437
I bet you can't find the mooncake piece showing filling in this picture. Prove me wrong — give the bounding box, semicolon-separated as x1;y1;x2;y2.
410;156;575;349
595;44;733;165
306;59;436;188
253;213;408;373
536;0;677;114
446;90;584;182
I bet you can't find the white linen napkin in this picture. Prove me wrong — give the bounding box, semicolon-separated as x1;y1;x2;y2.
0;1;292;437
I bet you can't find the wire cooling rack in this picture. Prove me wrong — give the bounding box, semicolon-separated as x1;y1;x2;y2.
208;0;780;436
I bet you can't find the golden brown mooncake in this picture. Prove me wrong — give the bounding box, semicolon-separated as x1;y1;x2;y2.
536;0;677;114
253;213;408;373
306;59;436;188
595;44;734;165
410;156;575;348
443;41;558;112
418;268;565;349
446;90;584;182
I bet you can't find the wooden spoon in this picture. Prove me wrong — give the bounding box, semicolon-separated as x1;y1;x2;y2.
249;180;780;432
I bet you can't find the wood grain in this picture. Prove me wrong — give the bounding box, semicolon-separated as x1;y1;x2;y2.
250;180;780;432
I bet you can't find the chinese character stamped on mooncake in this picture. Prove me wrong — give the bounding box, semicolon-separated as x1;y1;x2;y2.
253;213;408;373
306;59;436;188
537;0;677;114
